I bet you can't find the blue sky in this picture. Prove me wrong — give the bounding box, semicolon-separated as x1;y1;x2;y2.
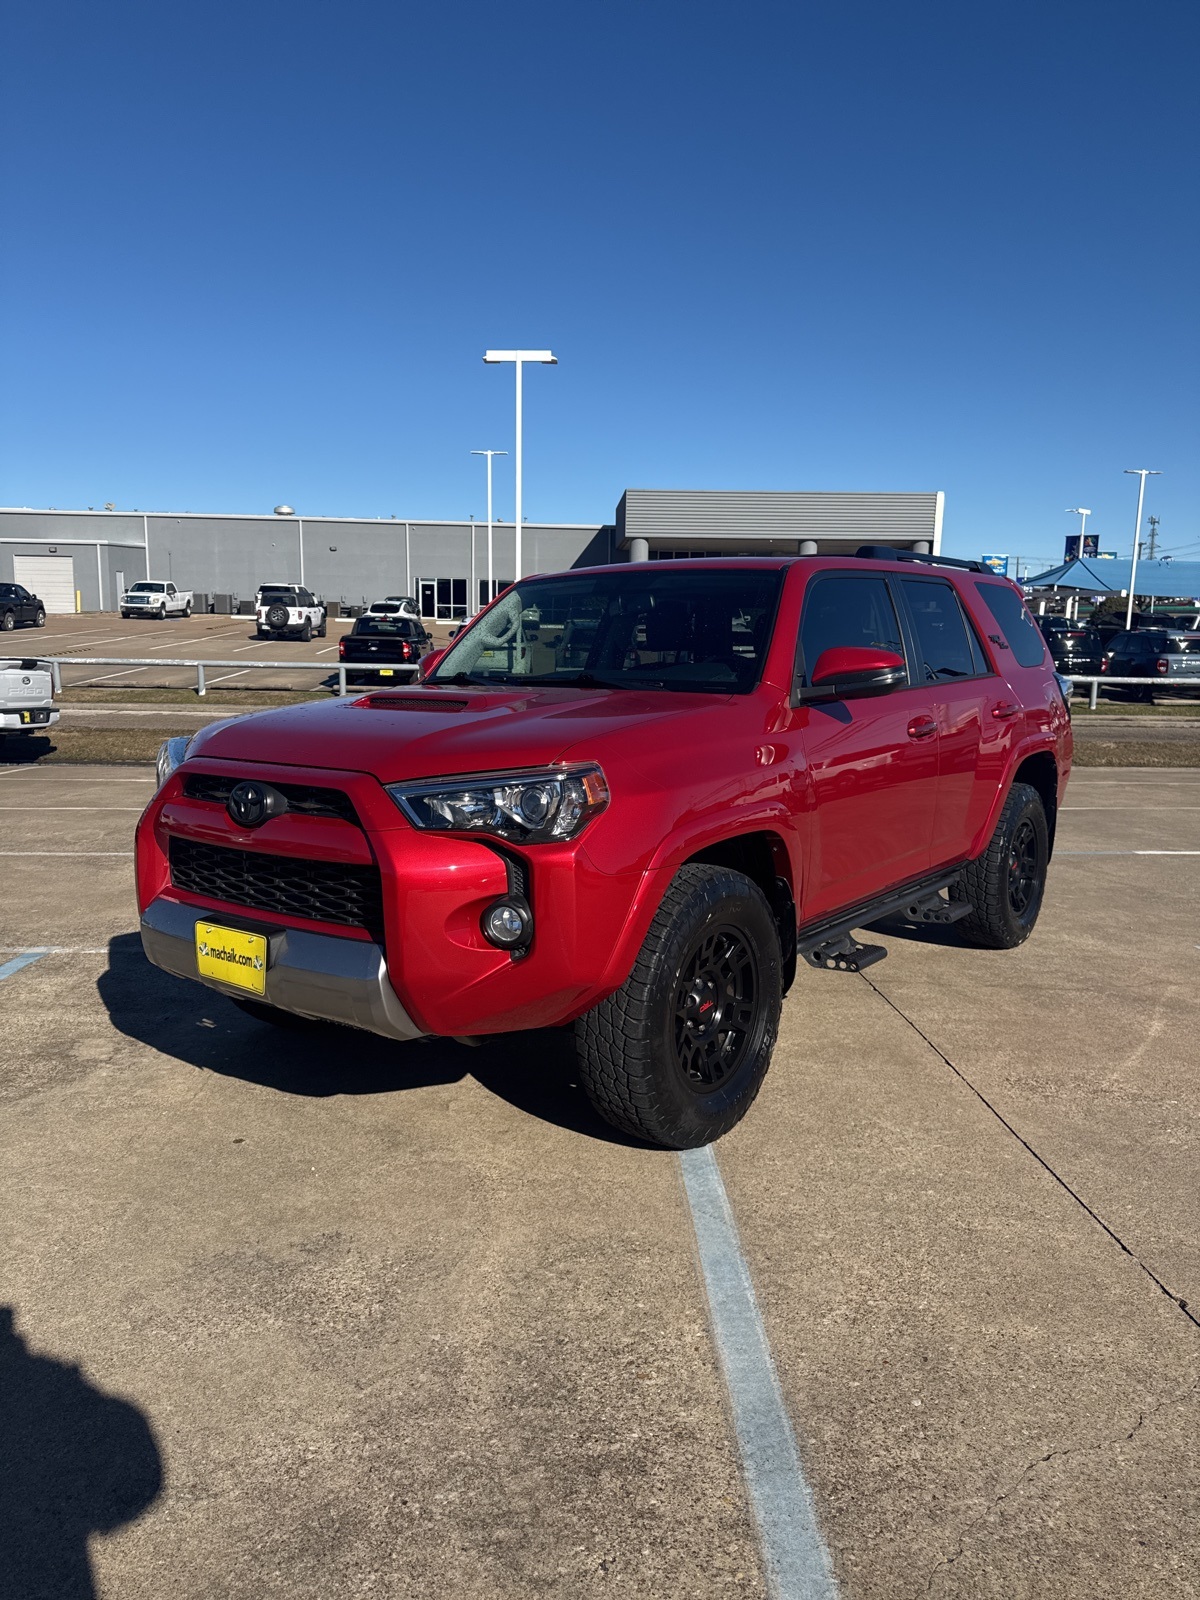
2;0;1196;570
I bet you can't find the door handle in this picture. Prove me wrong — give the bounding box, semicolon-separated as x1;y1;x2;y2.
907;716;937;740
991;702;1020;720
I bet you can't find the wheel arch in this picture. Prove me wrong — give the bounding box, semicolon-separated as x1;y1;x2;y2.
1012;750;1059;856
681;829;798;994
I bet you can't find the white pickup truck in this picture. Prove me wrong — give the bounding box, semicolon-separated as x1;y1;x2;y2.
0;657;59;738
120;581;193;619
255;584;327;641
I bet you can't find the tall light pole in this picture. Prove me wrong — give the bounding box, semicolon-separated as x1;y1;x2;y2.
1123;470;1161;630
1065;507;1092;555
483;350;557;581
470;449;507;609
274;505;302;585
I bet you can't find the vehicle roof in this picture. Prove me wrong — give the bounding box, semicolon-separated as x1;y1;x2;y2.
524;554;1016;587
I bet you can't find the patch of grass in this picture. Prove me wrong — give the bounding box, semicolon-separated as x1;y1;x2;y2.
1073;739;1200;767
1070;696;1200;717
0;728;172;765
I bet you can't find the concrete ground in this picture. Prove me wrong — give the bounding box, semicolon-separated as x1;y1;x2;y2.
1;766;1198;1598
5;610;458;695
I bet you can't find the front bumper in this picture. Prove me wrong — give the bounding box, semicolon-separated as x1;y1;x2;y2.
140;896;426;1041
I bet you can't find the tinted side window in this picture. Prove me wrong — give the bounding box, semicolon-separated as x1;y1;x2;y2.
798;575;905;686
900;579;978;682
974;582;1047;668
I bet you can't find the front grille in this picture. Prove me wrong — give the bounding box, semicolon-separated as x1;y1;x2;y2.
182;773;359;825
169;837;384;940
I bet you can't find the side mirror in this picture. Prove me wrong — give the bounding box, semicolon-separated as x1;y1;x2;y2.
418;648;447;682
798;646;906;703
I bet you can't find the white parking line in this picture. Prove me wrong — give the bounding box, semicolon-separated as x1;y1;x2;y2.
0;806;144;812
0;949;51;982
0;851;135;856
680;1146;837;1599
1059;850;1200;856
0;944;112;953
1063;806;1200;811
204;670;250;685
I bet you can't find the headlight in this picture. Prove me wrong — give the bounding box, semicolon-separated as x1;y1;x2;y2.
155;735;193;791
386;763;609;844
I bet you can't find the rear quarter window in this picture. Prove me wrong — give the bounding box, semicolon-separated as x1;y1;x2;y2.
973;582;1047;669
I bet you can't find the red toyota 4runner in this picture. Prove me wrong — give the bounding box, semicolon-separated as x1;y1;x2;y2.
138;551;1071;1147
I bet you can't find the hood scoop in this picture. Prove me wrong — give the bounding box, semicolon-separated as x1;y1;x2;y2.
355;694;470;712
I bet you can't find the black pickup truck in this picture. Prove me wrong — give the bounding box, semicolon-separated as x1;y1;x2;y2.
337;615;433;683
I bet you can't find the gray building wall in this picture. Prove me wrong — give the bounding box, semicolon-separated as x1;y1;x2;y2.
0;509;610;611
0;489;943;611
617;489;943;554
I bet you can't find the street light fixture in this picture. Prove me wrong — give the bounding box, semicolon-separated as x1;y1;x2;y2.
483;350;557;580
470;450;508;610
1122;470;1162;630
1065;507;1092;549
274;504;304;586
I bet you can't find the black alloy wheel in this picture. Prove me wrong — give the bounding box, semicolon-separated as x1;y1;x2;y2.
673;925;759;1092
574;863;782;1147
1007;819;1040;916
956;781;1050;949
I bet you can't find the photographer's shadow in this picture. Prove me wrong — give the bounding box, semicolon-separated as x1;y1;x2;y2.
0;1307;162;1600
98;934;630;1142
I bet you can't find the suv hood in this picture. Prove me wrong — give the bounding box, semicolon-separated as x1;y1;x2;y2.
187;685;722;784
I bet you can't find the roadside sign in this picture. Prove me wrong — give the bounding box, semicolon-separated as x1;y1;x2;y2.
981;554;1009;576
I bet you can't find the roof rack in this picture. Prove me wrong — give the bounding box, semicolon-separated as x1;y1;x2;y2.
854;545;985;573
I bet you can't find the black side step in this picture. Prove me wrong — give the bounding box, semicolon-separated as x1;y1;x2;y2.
798;870;963;974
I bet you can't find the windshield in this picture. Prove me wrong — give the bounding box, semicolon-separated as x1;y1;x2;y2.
430;568;783;694
130;583;162;593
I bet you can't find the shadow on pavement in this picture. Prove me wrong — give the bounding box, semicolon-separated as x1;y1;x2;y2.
98;933;633;1144
0;734;56;765
0;1307;162;1600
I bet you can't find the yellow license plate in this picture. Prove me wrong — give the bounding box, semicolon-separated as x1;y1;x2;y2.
378;667;394;676
195;921;267;995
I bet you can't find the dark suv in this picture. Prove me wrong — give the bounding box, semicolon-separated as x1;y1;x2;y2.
1101;630;1200;700
1036;616;1102;675
0;584;47;631
139;550;1071;1149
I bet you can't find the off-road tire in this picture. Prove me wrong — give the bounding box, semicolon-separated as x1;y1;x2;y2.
34;609;45;627
317;615;327;638
956;782;1049;950
574;864;782;1148
300;619;312;643
266;603;290;631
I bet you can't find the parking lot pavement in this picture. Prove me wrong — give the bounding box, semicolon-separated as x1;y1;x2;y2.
2;765;1198;1597
13;611;454;695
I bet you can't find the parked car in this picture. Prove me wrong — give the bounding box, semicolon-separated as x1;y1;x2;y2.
1100;629;1200;700
0;583;47;630
1034;618;1102;675
0;656;58;736
140;550;1071;1149
255;584;327;641
367;595;421;620
337;614;433;682
120;580;193;619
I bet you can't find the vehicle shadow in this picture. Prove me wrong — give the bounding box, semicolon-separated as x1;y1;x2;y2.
97;934;635;1144
0;734;56;765
0;1306;163;1600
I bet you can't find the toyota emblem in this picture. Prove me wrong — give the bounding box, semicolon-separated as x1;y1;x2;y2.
226;780;285;829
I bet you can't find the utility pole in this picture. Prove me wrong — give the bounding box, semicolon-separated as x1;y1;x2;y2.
1147;515;1160;559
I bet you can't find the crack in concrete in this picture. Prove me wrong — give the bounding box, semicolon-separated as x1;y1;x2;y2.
918;1376;1200;1595
861;974;1200;1336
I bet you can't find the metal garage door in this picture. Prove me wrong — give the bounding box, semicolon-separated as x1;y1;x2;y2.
13;556;76;613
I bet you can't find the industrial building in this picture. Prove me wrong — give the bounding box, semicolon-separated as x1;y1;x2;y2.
0;487;943;618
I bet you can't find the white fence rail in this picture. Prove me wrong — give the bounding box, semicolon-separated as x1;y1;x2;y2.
1066;674;1200;710
38;656;420;697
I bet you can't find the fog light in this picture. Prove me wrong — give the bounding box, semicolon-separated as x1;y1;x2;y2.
482;897;532;949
